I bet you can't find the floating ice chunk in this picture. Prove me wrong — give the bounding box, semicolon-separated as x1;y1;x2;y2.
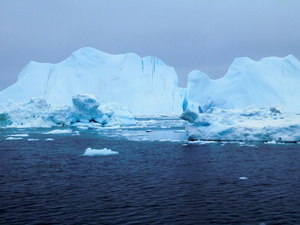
43;129;73;134
28;139;39;141
8;134;29;137
265;140;277;144
6;137;23;140
83;147;119;156
72;131;80;136
45;138;54;141
239;177;248;180
239;142;257;147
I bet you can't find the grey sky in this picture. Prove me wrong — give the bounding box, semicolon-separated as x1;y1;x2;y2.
1;0;300;90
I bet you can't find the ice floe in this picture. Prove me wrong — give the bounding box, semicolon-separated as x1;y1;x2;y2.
83;147;119;156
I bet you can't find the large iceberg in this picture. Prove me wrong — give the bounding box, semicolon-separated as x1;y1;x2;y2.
182;55;300;142
184;55;300;113
0;47;185;116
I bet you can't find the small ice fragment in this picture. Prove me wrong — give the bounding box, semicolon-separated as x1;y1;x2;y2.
146;129;153;132
265;140;276;144
72;131;80;136
28;139;39;141
6;137;23;140
83;147;119;156
239;177;248;180
8;134;29;137
45;138;54;141
43;129;72;134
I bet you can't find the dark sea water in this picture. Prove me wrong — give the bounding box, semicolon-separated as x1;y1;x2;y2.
1;126;300;225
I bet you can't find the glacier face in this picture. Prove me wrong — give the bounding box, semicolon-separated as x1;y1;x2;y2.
0;47;185;116
185;55;300;113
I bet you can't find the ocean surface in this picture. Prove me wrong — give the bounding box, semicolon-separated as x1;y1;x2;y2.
1;121;300;225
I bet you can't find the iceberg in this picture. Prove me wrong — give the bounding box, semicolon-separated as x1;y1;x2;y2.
184;55;300;113
181;55;300;142
0;47;185;116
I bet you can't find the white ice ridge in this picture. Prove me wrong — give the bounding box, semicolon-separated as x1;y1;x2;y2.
43;129;73;134
83;147;119;156
181;107;300;142
0;47;185;116
184;55;300;113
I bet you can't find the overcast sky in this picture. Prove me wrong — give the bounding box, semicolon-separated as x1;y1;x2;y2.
1;0;300;90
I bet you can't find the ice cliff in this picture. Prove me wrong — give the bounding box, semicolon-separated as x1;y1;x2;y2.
0;47;185;115
184;55;300;113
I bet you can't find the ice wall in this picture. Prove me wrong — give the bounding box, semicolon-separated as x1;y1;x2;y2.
185;55;300;113
0;47;185;115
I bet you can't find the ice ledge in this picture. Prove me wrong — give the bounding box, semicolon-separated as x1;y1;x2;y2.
181;107;300;142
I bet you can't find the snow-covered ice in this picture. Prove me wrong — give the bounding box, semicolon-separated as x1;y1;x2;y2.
82;147;119;156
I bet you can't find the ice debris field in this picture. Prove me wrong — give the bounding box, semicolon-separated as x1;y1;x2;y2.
1;47;300;143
